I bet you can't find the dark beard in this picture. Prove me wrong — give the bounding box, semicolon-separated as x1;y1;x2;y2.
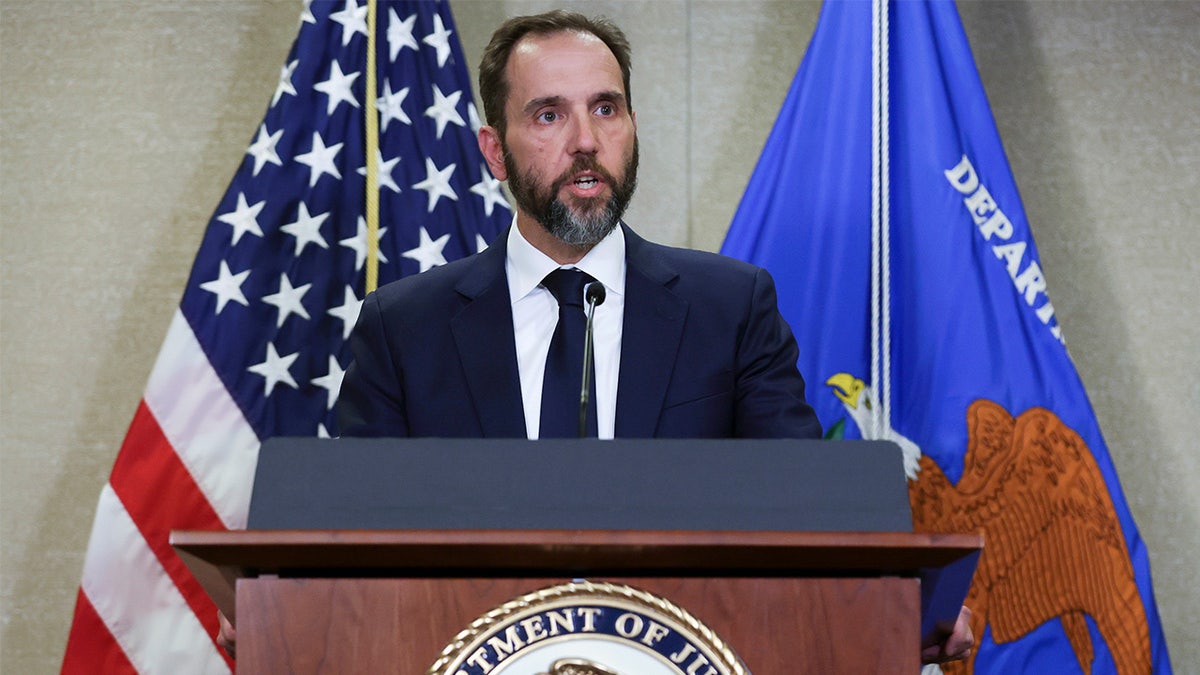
504;140;639;247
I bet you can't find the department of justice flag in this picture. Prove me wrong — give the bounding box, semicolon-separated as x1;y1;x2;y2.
722;1;1171;673
60;2;509;672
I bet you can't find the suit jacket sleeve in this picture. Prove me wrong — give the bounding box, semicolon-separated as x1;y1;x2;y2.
733;266;824;439
336;291;410;437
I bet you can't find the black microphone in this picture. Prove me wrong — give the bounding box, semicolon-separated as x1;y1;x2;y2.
578;281;607;437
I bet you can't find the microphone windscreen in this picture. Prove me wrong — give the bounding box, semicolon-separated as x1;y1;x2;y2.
584;281;606;307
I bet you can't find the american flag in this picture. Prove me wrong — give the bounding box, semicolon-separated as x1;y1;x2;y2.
60;1;509;671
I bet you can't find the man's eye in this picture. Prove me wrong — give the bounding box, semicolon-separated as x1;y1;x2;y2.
537;111;558;123
596;104;614;116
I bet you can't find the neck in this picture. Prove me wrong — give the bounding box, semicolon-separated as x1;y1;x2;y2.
515;211;594;265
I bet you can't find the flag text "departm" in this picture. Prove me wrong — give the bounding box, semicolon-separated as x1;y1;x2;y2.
945;155;1063;344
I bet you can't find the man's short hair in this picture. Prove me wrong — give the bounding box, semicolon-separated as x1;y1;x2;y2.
478;10;633;140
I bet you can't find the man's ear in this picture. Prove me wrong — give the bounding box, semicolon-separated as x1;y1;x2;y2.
478;126;507;181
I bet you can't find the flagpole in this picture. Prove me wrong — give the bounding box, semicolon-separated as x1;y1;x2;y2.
868;0;888;437
364;0;380;293
879;0;892;444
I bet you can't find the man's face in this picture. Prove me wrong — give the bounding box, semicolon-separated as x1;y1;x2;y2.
482;30;638;247
503;133;639;247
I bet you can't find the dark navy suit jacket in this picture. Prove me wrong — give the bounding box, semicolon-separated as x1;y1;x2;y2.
336;225;822;439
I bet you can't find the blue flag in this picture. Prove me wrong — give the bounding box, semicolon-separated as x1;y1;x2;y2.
722;1;1171;672
62;1;508;672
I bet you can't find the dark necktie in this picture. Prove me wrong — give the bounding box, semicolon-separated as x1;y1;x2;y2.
540;268;599;438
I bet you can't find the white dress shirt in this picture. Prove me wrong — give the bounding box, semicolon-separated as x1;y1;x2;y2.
505;222;625;439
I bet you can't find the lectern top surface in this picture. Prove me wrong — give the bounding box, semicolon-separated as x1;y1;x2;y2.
247;437;914;533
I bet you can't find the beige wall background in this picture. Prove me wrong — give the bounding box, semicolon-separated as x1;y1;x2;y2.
2;0;1196;671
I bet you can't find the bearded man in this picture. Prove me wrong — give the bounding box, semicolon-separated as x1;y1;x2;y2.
336;10;822;441
222;12;974;664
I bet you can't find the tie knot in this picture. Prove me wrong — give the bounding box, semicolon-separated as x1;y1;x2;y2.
542;268;596;308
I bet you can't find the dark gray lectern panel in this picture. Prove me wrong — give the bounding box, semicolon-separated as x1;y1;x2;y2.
247;438;912;532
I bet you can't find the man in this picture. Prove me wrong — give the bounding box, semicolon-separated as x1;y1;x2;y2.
336;10;823;441
221;11;972;663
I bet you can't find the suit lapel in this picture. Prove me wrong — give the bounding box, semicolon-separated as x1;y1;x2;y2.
450;233;528;437
615;226;688;437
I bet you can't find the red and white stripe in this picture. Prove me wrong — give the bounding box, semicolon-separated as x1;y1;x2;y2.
62;311;260;674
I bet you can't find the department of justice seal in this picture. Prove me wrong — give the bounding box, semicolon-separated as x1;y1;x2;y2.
428;581;749;675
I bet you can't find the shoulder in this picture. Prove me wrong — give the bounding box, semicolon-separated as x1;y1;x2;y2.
627;230;774;297
370;241;504;313
374;253;473;299
655;242;763;276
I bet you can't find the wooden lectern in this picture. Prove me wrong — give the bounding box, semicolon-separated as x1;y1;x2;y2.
174;528;979;673
172;438;981;674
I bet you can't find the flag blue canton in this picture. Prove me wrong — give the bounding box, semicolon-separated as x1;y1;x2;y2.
179;0;508;438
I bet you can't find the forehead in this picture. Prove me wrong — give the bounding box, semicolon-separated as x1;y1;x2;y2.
505;30;624;105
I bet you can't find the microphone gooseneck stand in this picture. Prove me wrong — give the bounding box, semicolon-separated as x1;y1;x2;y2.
578;281;607;438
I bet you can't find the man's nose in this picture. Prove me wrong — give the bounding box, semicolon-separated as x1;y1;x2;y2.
569;114;599;155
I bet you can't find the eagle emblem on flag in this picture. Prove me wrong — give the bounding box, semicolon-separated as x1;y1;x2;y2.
826;374;1152;673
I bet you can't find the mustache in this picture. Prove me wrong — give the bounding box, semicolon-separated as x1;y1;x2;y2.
549;156;618;194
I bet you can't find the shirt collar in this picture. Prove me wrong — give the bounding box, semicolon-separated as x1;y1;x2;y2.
506;217;626;304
